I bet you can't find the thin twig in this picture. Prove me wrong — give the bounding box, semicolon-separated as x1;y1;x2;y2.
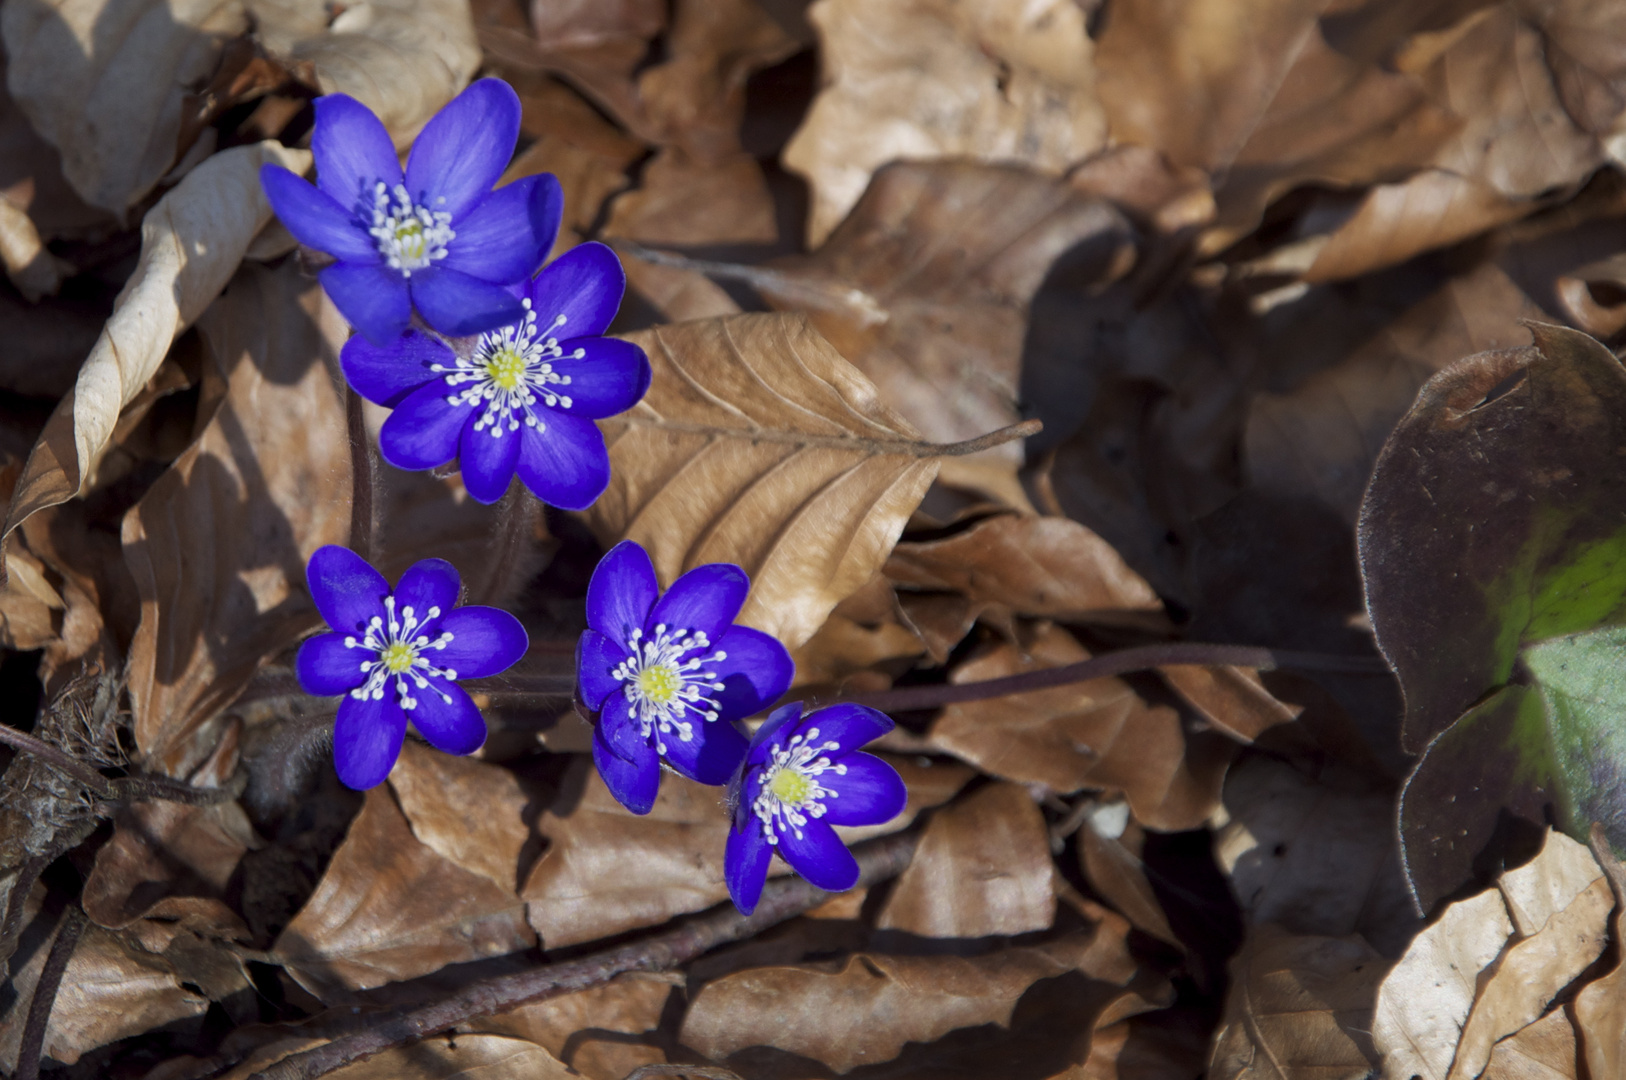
0;725;113;797
345;385;379;561
250;830;919;1080
828;642;1391;713
16;904;85;1080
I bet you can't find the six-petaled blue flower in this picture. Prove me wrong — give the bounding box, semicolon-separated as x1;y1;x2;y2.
260;78;560;345
296;545;528;789
724;703;906;914
338;241;649;506
575;540;794;815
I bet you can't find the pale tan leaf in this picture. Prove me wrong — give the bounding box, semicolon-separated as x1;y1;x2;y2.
0;196;67;300
323;1035;575;1080
469;972;678;1080
1158;665;1302;744
273;786;535;999
388;740;535;894
784;0;1106;246
876;782;1056;938
3;141;311;544
1209;925;1389;1080
121;260;350;775
594;312;1017;650
1482;1011;1579;1080
1574;833;1626;1080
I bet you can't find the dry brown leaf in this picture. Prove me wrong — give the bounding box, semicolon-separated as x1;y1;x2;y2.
1077;814;1182;951
1482;1011;1579;1080
876;782;1056;938
524;755;967;949
1209;925;1390;1080
619;251;745;324
607;147;780;245
388;740;535;894
928;623;1235;829
273;785;535;999
510;0;665;131
1158;665;1303;744
885;513;1161;620
0;52;113;241
759;162;1133;505
321;1034;574;1080
1574;834;1626;1080
503;74;643;242
1216;755;1419;956
468;972;677;1080
680;934;1142;1075
789;572;925;689
0;197;67;300
591;312;977;650
3;141;311;545
121;260;349;775
784;0;1107;246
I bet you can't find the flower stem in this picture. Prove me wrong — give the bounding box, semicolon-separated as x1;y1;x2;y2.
346;386;380;561
247;829;919;1080
15;904;84;1080
470;481;540;607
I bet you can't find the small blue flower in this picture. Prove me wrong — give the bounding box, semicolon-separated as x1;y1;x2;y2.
260;78;562;345
296;545;528;789
724;703;907;914
576;540;794;815
338;241;648;506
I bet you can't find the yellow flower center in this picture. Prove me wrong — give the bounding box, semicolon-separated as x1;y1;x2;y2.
484;345;528;391
769;768;813;805
380;641;417;674
635;663;681;704
393;220;426;261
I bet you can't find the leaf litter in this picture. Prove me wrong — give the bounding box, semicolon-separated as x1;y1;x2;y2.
10;0;1626;1077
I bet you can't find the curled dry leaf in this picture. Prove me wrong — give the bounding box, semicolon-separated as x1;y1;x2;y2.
759;162;1134;504
273;784;535;1000
0;197;67;300
1374;830;1610;1080
267;1034;575;1080
1209;925;1389;1080
785;0;1107;246
876;782;1056;938
594;312;1013;650
122;260;350;776
928;622;1235;830
3;141;311;545
788;572;925;689
468;972;678;1080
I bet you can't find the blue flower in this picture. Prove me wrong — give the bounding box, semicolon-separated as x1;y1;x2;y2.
576;540;794;815
260;78;562;345
724;703;907;915
338;241;648;506
296;545;528;789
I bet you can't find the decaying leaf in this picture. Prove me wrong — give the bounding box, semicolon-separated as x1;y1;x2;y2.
388;740;536;894
593;312;1019;650
3;141;311;545
468;972;677;1080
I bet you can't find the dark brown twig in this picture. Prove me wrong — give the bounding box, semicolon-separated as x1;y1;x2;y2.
828;642;1391;713
345;385;380;561
16;904;85;1080
0;725;113;797
250;829;919;1080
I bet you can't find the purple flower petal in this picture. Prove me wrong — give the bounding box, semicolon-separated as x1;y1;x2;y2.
411;266;527;338
458;418;522;504
586;540;659;643
821;752;907;827
648;563;749;642
311;93;403;214
661;717;750;786
547;338;650;420
404;78;521;220
594;703;660;815
434;606;529;678
296;631;368;696
598;691;648;760
406;677;487;756
777;819;859;893
797;704;893;755
319;262;412;345
340;330;450;408
439;174;560;283
515;411;609;511
710;625;793;720
392;557;461;623
526;241;625;338
260;166;379;264
746;702;805;768
576;628;630;711
725;820;772;915
307;545;389;636
334;693;407;789
379;382;468;470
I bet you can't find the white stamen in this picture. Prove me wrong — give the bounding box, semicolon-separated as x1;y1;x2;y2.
430;302;575;436
610;623;728;755
752;727;845;843
370;182;454;276
344;595;458;710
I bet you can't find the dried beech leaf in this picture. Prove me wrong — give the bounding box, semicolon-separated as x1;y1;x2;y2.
320;1034;574;1079
1077;817;1182;951
1481;1011;1579;1080
122;260;350;775
593;312;967;650
1157;665;1301;744
1575;838;1626;1078
886;512;1160;619
273;785;535;999
877;782;1056;938
760;162;1133;503
504;75;643;240
928;623;1234;829
1209;925;1389;1080
785;0;1107;246
0;197;67;300
388;740;534;893
680;935;1140;1075
469;972;678;1080
620;251;744;324
4;141;311;543
790;573;925;689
